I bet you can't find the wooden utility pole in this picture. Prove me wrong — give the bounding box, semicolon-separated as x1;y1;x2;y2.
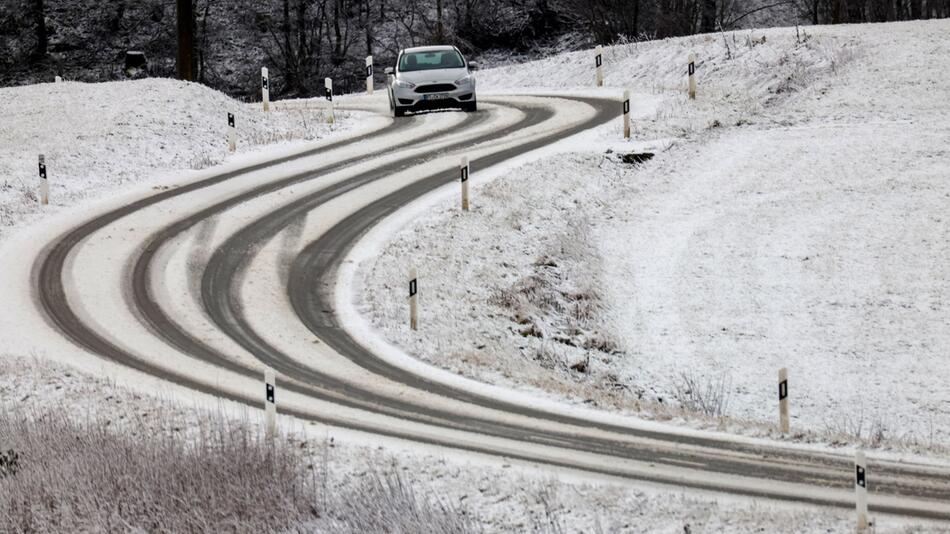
176;0;196;81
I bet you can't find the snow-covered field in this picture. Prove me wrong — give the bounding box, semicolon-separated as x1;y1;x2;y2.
0;78;348;240
3;19;950;533
5;355;941;533
357;20;950;451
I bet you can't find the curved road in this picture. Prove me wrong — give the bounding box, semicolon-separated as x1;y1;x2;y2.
33;95;950;522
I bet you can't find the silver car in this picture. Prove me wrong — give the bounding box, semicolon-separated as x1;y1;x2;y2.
385;46;478;117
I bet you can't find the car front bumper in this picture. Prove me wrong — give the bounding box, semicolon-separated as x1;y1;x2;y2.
391;83;476;110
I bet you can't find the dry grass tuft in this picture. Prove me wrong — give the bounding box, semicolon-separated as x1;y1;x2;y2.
0;403;476;533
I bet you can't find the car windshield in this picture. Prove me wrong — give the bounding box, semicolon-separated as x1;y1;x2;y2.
399;50;464;72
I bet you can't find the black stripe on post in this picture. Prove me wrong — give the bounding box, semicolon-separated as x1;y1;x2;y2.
325;88;332;102
262;77;268;90
38;163;47;180
778;379;788;400
409;279;417;297
856;465;866;488
460;166;469;183
623;100;630;114
595;55;602;68
367;65;373;77
266;383;275;404
228;113;235;128
688;63;695;76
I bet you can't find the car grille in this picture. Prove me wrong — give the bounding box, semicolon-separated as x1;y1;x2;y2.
415;83;456;93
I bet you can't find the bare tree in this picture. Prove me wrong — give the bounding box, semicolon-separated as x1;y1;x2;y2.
30;0;47;61
701;0;717;32
176;0;196;81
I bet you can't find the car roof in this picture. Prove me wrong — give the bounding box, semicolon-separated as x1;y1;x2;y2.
401;45;458;54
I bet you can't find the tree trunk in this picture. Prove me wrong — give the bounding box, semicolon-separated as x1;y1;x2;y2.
31;0;48;61
701;0;716;33
363;0;373;57
333;0;343;60
176;0;196;81
910;0;922;18
296;0;308;93
197;0;212;83
297;0;307;57
436;0;445;43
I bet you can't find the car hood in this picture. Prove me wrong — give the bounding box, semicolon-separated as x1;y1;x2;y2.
397;67;469;84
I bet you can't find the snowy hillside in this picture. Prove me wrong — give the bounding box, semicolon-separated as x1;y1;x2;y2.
0;78;345;240
356;20;950;451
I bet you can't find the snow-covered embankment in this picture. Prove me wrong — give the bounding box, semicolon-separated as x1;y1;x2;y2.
355;20;950;452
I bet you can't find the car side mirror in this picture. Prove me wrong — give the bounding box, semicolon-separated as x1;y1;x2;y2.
468;62;479;71
384;67;394;75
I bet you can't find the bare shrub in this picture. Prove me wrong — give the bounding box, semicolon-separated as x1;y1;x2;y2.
0;449;18;478
314;469;477;533
827;411;893;448
0;406;313;532
190;152;218;170
489;215;620;365
0;404;476;533
672;372;732;418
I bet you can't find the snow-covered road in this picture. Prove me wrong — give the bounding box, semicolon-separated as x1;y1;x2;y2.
2;82;949;524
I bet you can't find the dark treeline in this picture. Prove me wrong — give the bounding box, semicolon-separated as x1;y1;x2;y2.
1;0;947;98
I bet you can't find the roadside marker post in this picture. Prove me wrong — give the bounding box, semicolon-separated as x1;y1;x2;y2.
778;367;789;433
688;53;697;100
227;112;236;152
409;268;418;331
325;77;335;124
460;156;470;211
855;451;870;531
265;368;276;440
595;45;604;87
54;76;62;83
622;90;631;140
366;56;374;95
38;155;48;205
261;67;270;112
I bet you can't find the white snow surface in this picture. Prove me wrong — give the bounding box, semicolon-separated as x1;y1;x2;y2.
0;77;351;239
0;19;949;533
4;356;943;533
355;20;950;451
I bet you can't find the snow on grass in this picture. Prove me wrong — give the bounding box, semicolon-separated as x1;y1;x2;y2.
0;78;348;240
5;356;941;533
356;20;950;452
479;22;859;138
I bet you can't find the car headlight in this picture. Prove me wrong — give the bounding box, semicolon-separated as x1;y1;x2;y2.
394;79;415;89
454;74;474;86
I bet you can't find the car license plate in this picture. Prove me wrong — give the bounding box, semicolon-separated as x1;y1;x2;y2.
424;94;449;100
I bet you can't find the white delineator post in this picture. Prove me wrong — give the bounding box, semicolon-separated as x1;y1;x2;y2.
265;368;276;440
409;268;418;331
855;451;870;531
622;89;631;140
595;45;604;87
460;156;470;211
261;67;270;112
227;112;236;152
366;56;374;95
325;77;334;124
778;367;789;434
688;53;697;100
54;76;62;83
38;155;48;205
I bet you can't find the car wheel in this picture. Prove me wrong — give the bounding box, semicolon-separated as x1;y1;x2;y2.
394;106;407;117
463;99;477;113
